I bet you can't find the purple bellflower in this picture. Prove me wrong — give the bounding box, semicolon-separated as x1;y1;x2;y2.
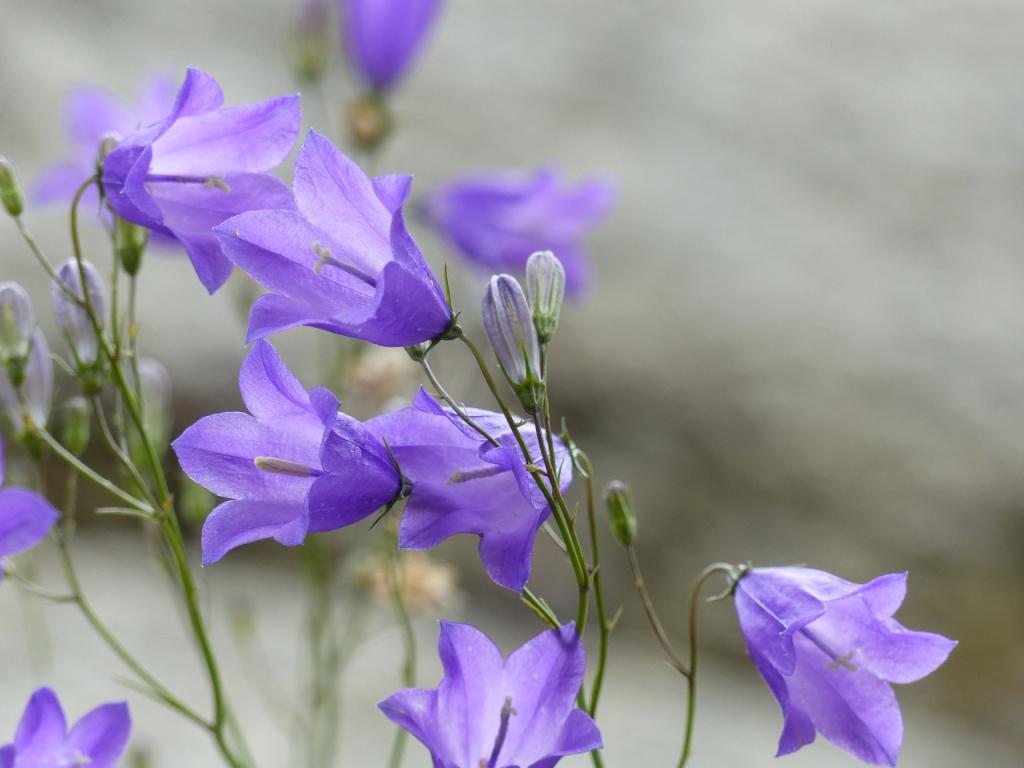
367;389;571;591
216;130;453;346
101;68;300;293
422;169;615;295
339;0;443;91
33;75;176;207
734;567;957;766
380;622;601;768
0;436;58;586
0;687;130;768
172;340;401;564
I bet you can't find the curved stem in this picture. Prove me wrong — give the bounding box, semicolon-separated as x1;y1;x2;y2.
419;356;499;446
625;545;689;676
679;563;736;768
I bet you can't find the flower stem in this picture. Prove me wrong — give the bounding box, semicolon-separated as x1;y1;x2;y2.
386;522;416;768
625;545;689;675
577;451;610;718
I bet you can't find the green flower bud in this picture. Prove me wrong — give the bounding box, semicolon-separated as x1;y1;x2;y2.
0;282;35;367
115;216;147;276
0;156;24;217
61;396;91;456
603;480;637;547
525;251;566;344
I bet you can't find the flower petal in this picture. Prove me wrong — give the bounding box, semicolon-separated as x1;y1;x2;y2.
238;340;311;421
64;701;131;768
0;489;59;560
13;688;67;761
201;499;309;564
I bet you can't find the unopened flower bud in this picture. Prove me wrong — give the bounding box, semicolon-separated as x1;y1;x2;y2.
0;282;35;368
128;358;173;465
115;216;147;275
61;396;91;456
294;0;330;82
52;259;106;370
0;156;24;217
346;92;393;152
0;329;54;439
482;274;544;413
603;480;637;547
525;251;565;344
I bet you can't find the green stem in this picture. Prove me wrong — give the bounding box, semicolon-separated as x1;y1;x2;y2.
625;545;689;675
579;452;610;719
386;524;416;768
520;586;561;629
419;356;499;446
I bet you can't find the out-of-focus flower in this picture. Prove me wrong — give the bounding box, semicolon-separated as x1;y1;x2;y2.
52;259;106;369
379;622;601;767
733;567;957;766
216;131;453;347
348;346;417;403
482;274;543;413
0;436;58;586
173;340;400;564
0;687;130;768
338;0;443;92
0;330;53;439
0;283;34;367
33;76;176;207
367;388;571;591
359;551;457;614
294;0;331;83
101;68;300;293
422;169;616;294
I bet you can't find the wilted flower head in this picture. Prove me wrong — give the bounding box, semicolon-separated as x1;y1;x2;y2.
380;622;601;768
52;259;106;368
367;389;571;591
173;340;401;564
216;131;453;347
733;566;956;766
0;687;130;768
0;283;34;366
423;168;615;294
339;0;443;91
0;436;59;586
482;274;543;413
101;68;300;293
359;551;458;614
0;329;53;438
33;75;176;208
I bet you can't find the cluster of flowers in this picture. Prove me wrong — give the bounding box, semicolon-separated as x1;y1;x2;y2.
0;1;956;765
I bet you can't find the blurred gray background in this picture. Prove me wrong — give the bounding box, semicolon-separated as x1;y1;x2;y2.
1;0;1023;765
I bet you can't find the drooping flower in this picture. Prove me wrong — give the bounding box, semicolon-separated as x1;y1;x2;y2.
33;75;176;207
338;0;443;91
216;130;453;346
101;68;300;293
0;329;53;439
380;622;601;768
172;340;400;564
733;567;957;766
52;259;106;369
0;436;58;586
367;388;571;591
422;169;615;294
0;687;130;768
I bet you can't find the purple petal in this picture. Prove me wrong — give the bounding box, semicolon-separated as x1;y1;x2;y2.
526;709;603;768
151;95;300;176
342;0;443;89
169;68;225;119
238;340;312;421
64;702;131;768
201;499;309;564
377;688;438;754
65;86;135;152
13;688;66;761
0;489;59;560
0;745;13;768
31;163;95;205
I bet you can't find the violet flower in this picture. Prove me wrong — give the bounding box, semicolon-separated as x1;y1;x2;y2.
367;389;571;591
216;130;453;346
380;622;601;768
33;75;176;207
101;68;300;293
422;169;615;295
0;436;58;586
172;340;400;564
339;0;443;91
0;329;53;439
734;566;956;766
0;687;130;768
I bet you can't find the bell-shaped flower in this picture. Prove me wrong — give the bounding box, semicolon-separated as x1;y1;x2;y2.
216;130;453;347
33;75;176;207
339;0;444;91
422;168;615;295
101;68;300;293
52;259;106;368
172;340;401;564
0;687;130;768
368;388;571;591
0;436;59;586
0;330;53;438
380;622;601;768
733;566;957;766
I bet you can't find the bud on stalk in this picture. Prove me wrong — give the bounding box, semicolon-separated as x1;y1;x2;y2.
0;329;54;441
481;274;544;414
61;396;91;456
525;250;566;344
0;282;35;371
0;156;24;217
604;480;637;546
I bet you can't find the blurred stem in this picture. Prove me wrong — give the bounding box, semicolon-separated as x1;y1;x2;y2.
625;545;689;676
679;564;735;768
578;451;610;719
385;522;416;768
68;177;251;768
